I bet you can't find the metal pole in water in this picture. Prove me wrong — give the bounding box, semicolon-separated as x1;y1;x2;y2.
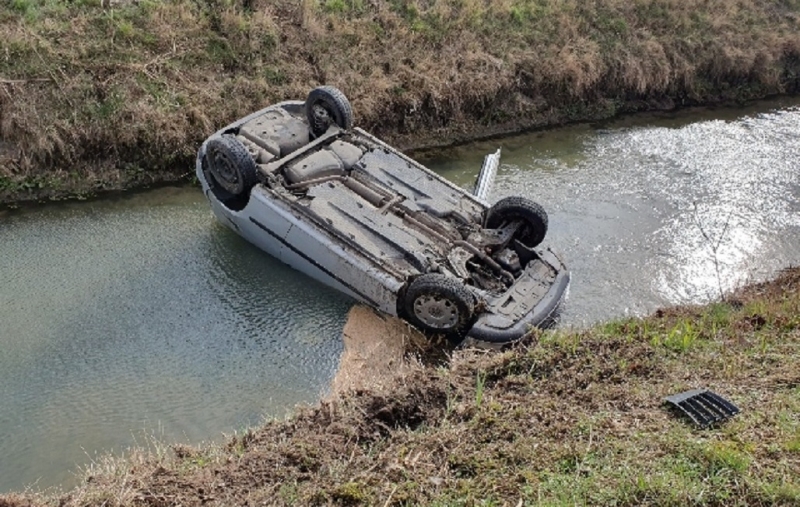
473;148;501;202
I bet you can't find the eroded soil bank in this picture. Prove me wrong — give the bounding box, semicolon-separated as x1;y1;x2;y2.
2;0;800;204
2;268;799;506
329;305;434;397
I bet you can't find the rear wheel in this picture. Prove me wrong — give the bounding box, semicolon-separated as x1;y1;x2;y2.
485;196;548;248
403;274;475;336
205;135;259;197
305;86;353;136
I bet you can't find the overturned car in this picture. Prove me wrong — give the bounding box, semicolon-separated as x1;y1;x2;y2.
196;86;569;345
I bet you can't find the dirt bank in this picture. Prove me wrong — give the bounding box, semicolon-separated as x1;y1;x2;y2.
329;305;425;396
2;0;800;205
2;267;798;506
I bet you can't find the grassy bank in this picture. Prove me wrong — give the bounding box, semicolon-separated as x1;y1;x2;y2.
2;0;800;204
2;267;798;506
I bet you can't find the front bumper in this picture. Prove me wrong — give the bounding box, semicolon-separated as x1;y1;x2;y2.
463;250;570;346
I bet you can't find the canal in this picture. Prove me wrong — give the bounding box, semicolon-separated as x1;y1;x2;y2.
1;97;798;492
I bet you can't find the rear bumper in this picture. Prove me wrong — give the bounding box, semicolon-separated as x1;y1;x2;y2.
463;251;570;346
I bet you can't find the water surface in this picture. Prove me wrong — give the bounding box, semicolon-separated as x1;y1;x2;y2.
0;189;349;492
424;98;800;325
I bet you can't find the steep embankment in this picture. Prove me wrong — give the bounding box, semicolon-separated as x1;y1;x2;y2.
2;268;798;506
2;0;800;204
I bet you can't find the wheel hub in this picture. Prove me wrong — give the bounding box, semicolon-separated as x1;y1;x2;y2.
311;103;331;132
413;295;458;329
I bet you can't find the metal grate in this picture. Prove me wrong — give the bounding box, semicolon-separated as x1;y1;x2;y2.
664;389;740;428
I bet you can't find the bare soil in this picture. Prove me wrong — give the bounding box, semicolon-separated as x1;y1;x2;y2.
329;305;428;397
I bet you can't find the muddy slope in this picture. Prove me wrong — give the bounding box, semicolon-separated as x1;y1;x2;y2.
329;305;442;397
2;0;800;204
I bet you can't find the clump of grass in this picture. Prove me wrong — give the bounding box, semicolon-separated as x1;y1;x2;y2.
655;319;701;352
330;481;369;505
474;369;487;407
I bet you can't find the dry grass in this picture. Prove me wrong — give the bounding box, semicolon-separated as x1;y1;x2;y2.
2;267;799;506
1;0;800;203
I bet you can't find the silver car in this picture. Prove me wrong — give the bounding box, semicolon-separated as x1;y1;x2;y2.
196;86;569;345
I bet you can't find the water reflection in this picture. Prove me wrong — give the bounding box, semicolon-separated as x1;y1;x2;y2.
613;109;800;303
425;99;800;325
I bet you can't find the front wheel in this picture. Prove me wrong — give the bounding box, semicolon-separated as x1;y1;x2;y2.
403;274;475;336
485;196;548;248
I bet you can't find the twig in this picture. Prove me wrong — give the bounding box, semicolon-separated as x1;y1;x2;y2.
0;78;52;84
692;202;734;301
382;485;398;507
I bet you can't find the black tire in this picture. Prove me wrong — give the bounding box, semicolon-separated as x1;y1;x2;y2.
305;86;353;136
205;135;259;197
201;153;235;203
485;196;549;248
403;274;475;335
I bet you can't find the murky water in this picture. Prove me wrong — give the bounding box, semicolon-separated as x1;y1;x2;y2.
0;189;350;493
2;98;800;493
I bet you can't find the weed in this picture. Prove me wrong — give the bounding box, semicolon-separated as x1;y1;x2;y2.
760;481;800;503
785;434;800;453
705;302;732;333
663;319;700;352
331;481;368;504
323;0;365;14
205;36;238;69
263;67;287;85
0;176;14;192
89;90;126;120
509;5;526;25
10;0;33;15
699;440;752;475
115;19;136;40
475;369;486;407
278;481;299;504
